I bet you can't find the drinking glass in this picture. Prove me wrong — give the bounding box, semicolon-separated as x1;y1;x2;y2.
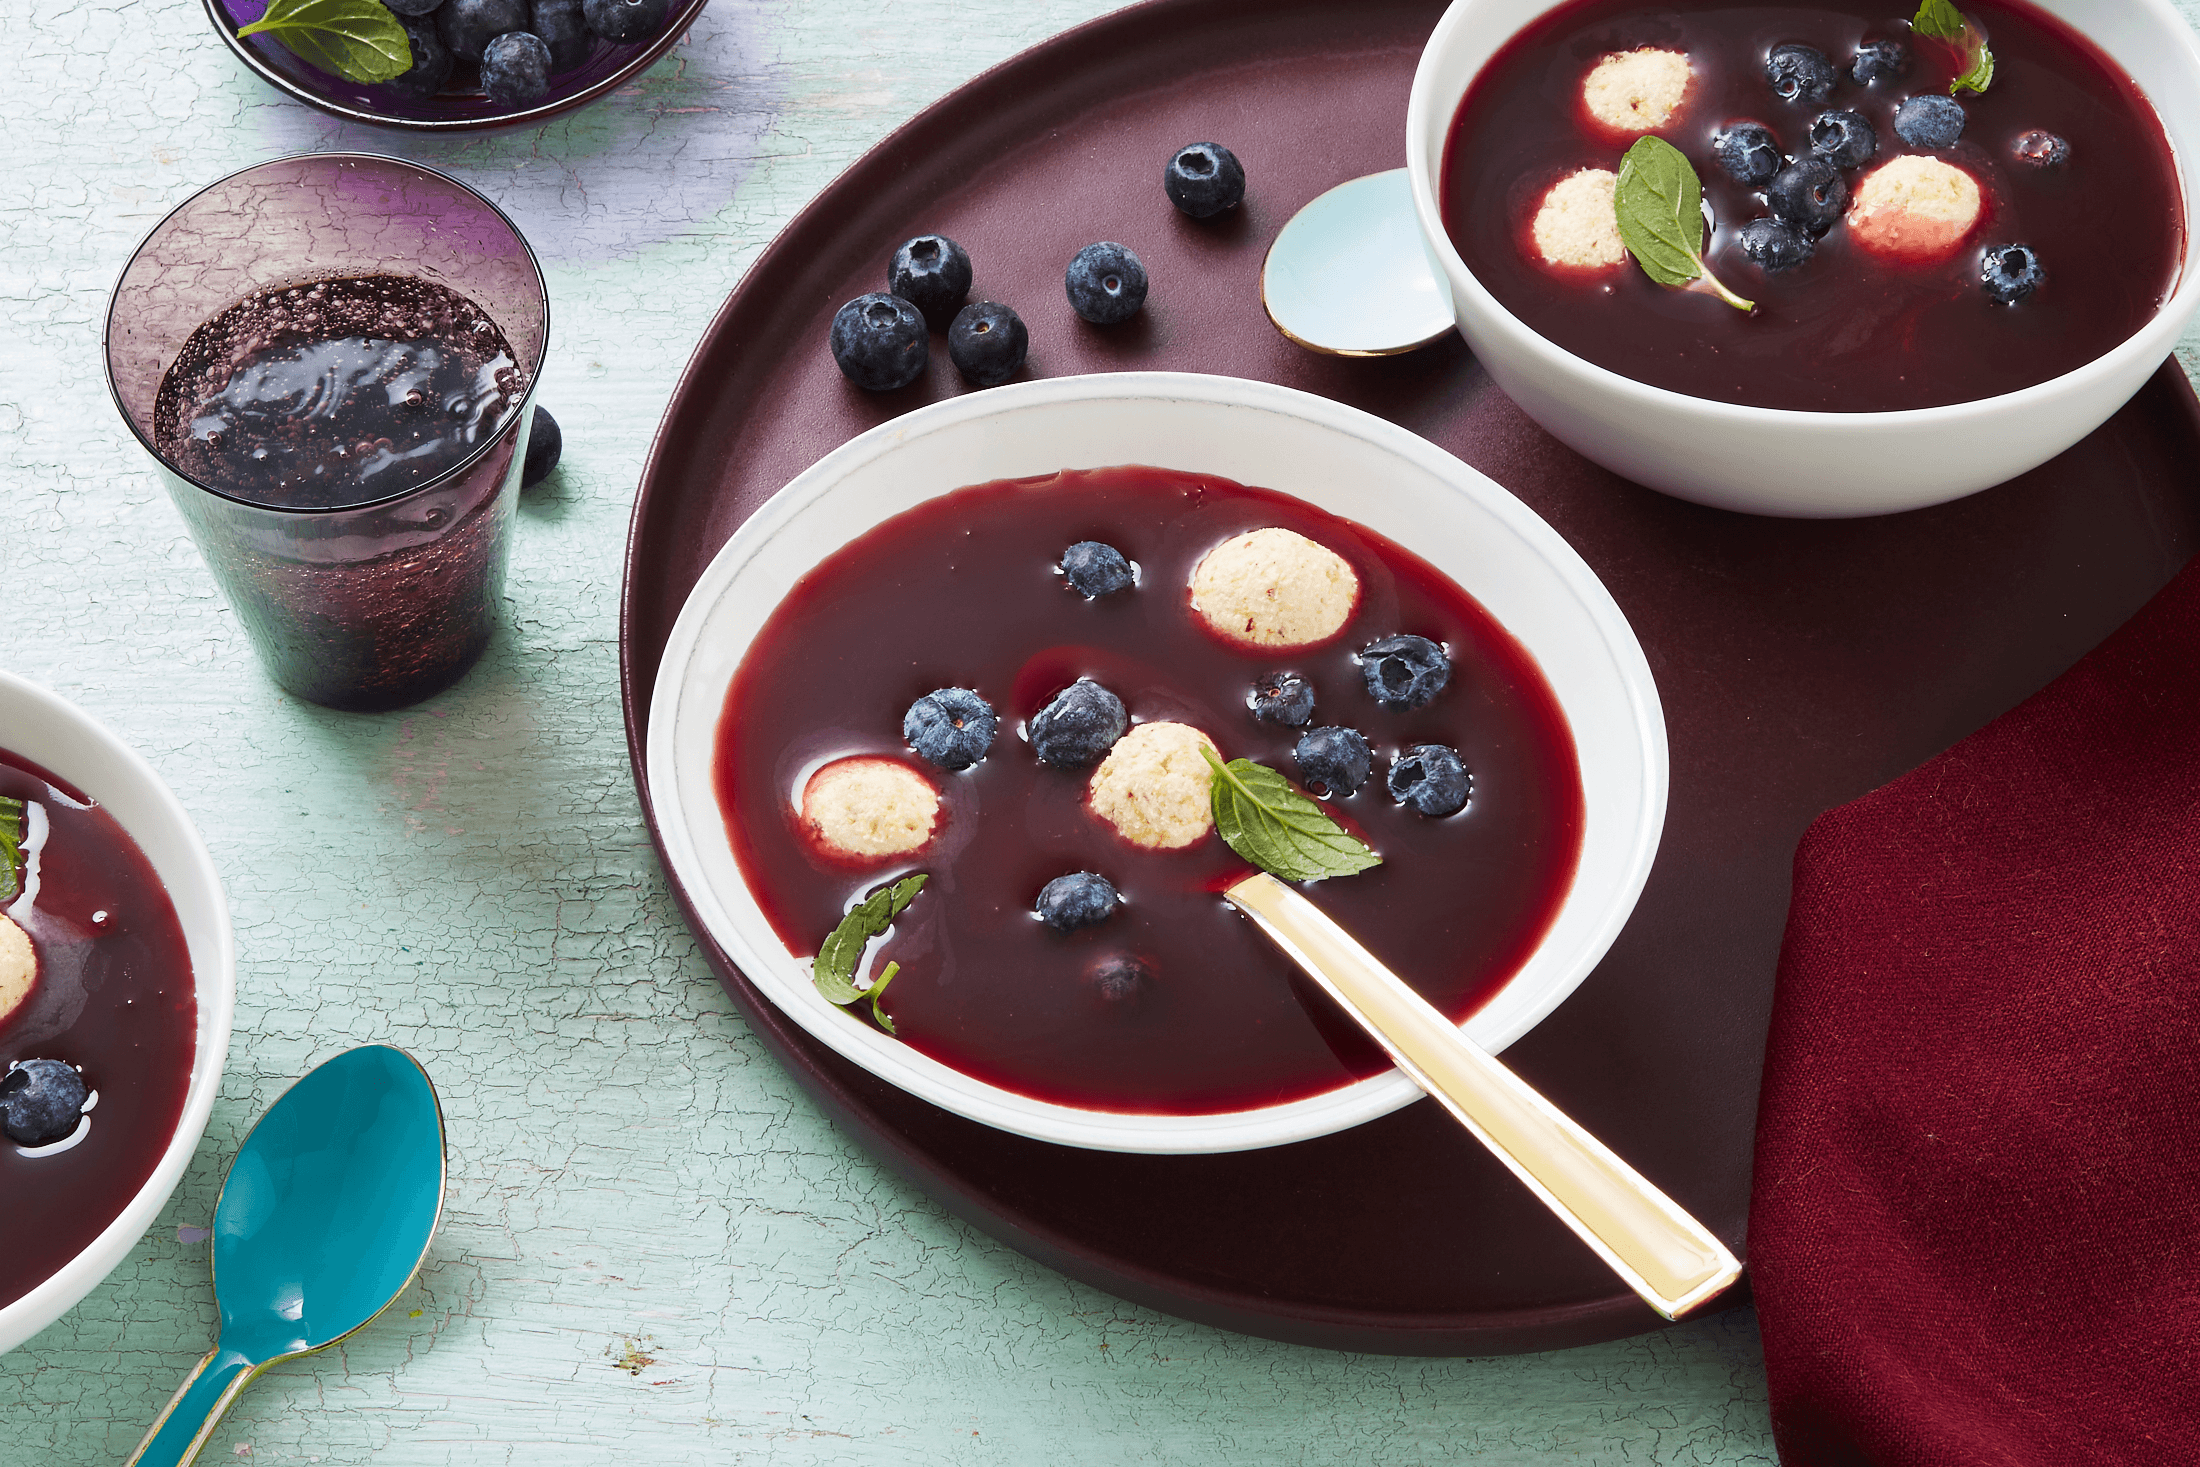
104;153;549;713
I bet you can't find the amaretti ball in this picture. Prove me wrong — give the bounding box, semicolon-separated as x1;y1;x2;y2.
1088;722;1221;850
1190;528;1359;648
0;915;34;1026
1532;169;1627;270
1582;48;1693;132
799;757;939;860
1848;155;1982;259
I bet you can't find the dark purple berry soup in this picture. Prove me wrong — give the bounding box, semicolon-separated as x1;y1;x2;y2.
1442;0;2185;411
713;466;1585;1115
0;749;196;1310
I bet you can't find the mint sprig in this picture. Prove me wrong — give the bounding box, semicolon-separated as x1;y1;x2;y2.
1202;748;1381;883
0;797;21;905
237;0;413;85
812;874;927;1032
1911;0;1994;94
1614;137;1755;314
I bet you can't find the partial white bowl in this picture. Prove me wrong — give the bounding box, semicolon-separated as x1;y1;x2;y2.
648;372;1667;1154
0;671;235;1354
1405;0;2200;518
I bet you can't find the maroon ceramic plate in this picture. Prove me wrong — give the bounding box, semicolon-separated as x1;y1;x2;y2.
206;0;709;131
621;0;2200;1354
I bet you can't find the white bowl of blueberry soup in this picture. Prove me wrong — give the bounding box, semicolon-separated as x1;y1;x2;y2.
0;671;235;1354
1406;0;2200;517
648;372;1668;1155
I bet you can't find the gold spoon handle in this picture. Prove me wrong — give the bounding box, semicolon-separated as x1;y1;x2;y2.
1226;872;1740;1320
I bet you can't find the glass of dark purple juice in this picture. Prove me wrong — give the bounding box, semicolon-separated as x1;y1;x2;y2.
104;153;549;712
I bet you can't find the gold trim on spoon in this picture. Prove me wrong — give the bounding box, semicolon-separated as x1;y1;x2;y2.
1225;872;1741;1321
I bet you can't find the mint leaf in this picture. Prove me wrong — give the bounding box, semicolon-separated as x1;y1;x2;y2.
1950;43;1993;94
1614;137;1754;313
868;962;902;1036
1202;748;1381;883
0;797;21;906
1910;0;1966;40
1909;0;1994;94
237;0;412;85
812;874;926;1027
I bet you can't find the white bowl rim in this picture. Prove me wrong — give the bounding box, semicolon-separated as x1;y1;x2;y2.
0;669;236;1353
1402;0;2200;426
646;370;1668;1154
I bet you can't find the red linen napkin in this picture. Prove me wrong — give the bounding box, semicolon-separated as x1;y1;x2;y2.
1749;555;2200;1466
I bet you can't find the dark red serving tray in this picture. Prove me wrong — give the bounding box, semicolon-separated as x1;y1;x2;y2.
621;0;2200;1355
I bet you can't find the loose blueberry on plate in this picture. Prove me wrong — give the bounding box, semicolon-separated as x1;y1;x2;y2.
1980;244;2045;304
387;16;454;97
583;0;669;43
1766;158;1847;237
947;302;1028;387
521;406;561;489
531;0;593;71
1809;110;1877;169
1037;871;1118;932
2014;131;2071;168
1065;242;1149;325
1388;745;1472;818
438;0;527;61
481;31;552;104
1851;38;1907;84
1164;142;1246;219
1061;540;1134;598
1249;672;1315;727
905;688;997;771
1293;726;1371;797
1713;123;1783;188
1087;952;1153;1004
1028;679;1127;767
829;293;928;392
1765;44;1837;105
888;235;975;331
1894;95;1966;149
1359;634;1451;710
1;1060;88;1148
1738;217;1815;272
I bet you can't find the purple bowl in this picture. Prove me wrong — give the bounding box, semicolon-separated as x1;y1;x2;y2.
205;0;710;131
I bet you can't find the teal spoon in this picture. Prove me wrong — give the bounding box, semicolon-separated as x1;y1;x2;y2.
128;1045;446;1467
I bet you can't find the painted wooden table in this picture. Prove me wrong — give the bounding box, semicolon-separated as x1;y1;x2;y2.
3;2;2195;1462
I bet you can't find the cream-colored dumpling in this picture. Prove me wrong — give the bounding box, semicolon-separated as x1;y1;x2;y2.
800;757;939;860
1582;48;1692;132
0;915;33;1026
1189;528;1358;648
1849;155;1982;259
1088;723;1220;850
1531;168;1627;270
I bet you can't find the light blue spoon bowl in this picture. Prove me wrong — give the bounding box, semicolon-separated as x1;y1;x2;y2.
128;1046;446;1467
1261;168;1456;357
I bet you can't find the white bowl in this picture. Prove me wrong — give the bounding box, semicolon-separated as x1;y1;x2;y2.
0;671;236;1354
1405;0;2200;518
648;372;1666;1154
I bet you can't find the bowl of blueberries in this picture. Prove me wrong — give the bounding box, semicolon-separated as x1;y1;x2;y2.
205;0;707;130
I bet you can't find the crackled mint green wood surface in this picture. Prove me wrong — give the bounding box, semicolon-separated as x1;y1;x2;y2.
4;1;2196;1462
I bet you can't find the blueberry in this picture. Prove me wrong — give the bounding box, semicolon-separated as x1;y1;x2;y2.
1894;94;1966;149
947;301;1028;387
1358;634;1450;710
887;235;975;332
1037;871;1118;932
1809;109;1877;168
2014;130;2070;168
582;0;668;42
1029;680;1127;768
386;16;454;96
1;1060;88;1147
481;31;551;105
1249;672;1315;727
1713;123;1783;188
1086;952;1153;1004
383;0;445;16
1765;44;1837;105
1766;158;1847;238
1061;541;1134;598
521;405;561;489
1163;141;1246;219
904;688;997;770
530;0;591;71
1293;726;1371;797
1980;244;2044;304
829;293;928;392
1065;242;1148;326
1851;38;1908;85
1738;217;1815;272
1388;745;1471;818
437;0;526;61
